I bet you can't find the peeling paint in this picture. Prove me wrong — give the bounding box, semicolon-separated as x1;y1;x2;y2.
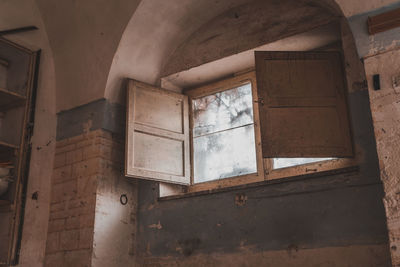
148;221;162;230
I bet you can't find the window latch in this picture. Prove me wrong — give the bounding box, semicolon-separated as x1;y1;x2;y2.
255;98;265;105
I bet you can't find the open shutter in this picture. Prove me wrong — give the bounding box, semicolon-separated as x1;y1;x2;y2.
255;51;353;158
125;80;190;185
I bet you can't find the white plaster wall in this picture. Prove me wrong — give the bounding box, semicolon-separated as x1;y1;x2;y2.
0;1;56;266
35;0;141;112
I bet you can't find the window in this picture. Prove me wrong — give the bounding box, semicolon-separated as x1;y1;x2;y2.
125;51;355;194
186;74;264;186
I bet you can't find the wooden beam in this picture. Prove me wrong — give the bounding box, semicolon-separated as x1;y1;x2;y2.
368;7;400;35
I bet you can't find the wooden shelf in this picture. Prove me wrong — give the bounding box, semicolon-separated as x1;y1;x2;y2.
0;199;11;207
0;141;18;150
0;88;26;111
0;58;8;67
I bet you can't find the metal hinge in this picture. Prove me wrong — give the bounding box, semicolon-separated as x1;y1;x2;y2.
254;97;265;105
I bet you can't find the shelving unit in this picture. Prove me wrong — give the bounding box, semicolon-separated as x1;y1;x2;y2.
0;88;26;112
0;141;19;150
0;37;38;266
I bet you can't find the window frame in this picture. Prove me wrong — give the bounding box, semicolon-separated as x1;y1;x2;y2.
185;71;265;192
125;70;358;196
181;70;357;193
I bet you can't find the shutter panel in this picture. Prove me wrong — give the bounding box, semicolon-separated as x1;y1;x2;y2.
255;51;353;158
125;80;190;185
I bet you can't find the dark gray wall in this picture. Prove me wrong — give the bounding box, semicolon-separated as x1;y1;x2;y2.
135;89;389;259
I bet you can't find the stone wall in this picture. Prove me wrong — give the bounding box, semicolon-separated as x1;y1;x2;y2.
365;49;400;267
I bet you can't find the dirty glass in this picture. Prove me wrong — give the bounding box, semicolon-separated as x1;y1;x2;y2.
273;158;334;169
192;83;257;183
192;83;254;137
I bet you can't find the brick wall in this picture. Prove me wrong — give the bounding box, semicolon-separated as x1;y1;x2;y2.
44;130;137;267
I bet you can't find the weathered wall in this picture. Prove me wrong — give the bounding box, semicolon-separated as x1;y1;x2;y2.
44;102;137;267
161;0;338;77
135;86;390;265
0;0;397;266
0;1;56;266
104;0;399;106
364;49;400;266
34;0;141;112
125;2;392;266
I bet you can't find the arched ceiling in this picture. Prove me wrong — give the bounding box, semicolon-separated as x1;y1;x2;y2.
30;0;399;110
35;0;141;111
162;0;340;77
104;0;253;103
105;0;343;103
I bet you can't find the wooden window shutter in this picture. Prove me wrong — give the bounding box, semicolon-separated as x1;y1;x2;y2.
125;80;190;185
255;51;353;158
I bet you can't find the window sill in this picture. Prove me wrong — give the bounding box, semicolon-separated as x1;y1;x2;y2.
158;165;360;201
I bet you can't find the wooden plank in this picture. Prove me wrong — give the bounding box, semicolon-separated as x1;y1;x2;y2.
0;141;18;150
0;58;8;67
368;7;400;34
255;51;353;158
125;80;190;185
133;132;184;176
0;88;26;112
134;83;184;134
0;199;11;207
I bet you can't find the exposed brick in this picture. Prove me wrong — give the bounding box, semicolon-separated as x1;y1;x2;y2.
66;148;83;164
44;252;64;267
66;199;96;220
76;138;95;149
54;153;66;168
59;229;79;250
50;201;66;213
50;210;70;220
72;158;101;178
46;129;134;266
79;228;94;249
80;213;95;228
56;143;77;154
65;216;80;230
82;145;102;160
67;134;85;145
56;138;73;148
48;219;65;233
95;136;113;147
53;165;73;184
51;180;77;203
63;250;91;267
46;232;59;253
77;175;98;197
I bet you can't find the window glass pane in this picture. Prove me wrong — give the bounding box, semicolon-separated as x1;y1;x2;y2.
273;158;334;169
192;83;253;137
193;124;257;183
